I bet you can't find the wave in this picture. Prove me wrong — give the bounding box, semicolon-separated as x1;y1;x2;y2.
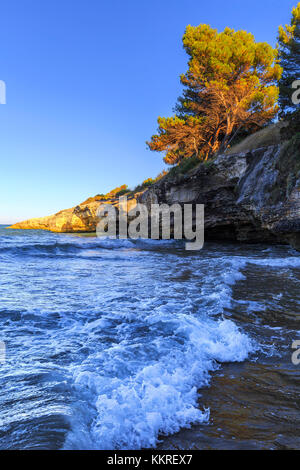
247;256;300;268
1;225;298;450
62;255;256;450
64;315;255;450
0;238;138;258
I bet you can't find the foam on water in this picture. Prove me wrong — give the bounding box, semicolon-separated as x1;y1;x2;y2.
1;227;300;449
61;249;255;449
64;315;254;449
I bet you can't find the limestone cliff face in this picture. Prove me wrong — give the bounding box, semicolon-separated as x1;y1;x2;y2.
138;145;300;249
10;196;138;233
10;145;300;250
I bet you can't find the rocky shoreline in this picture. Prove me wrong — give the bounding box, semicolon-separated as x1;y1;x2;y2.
10;144;300;251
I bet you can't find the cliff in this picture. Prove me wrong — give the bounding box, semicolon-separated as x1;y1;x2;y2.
140;141;300;250
10;141;300;250
9;195;138;233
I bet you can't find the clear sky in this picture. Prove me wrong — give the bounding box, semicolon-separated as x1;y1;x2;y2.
0;0;296;223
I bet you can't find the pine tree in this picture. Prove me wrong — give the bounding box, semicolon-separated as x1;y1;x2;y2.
278;2;300;114
148;25;281;165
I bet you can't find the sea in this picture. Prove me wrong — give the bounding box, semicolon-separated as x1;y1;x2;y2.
0;225;300;450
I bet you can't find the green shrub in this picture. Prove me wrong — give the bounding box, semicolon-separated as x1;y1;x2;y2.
115;188;130;197
168;155;200;177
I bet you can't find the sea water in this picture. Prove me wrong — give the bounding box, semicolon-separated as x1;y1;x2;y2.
0;225;299;449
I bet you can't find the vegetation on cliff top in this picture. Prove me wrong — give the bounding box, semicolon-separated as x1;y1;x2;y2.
80;171;169;205
278;2;300;141
278;2;300;115
147;24;281;165
145;2;300;172
86;3;300;201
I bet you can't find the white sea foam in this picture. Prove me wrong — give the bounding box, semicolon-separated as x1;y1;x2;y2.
247;256;300;268
63;254;256;450
2;226;299;450
64;316;254;450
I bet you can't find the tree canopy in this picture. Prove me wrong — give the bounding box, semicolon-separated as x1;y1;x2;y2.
278;2;300;114
147;25;282;164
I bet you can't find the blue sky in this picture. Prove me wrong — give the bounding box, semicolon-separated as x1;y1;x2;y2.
0;0;296;223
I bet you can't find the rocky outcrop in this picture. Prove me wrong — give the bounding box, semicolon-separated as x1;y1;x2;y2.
139;144;300;249
10;196;138;233
10;144;300;250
